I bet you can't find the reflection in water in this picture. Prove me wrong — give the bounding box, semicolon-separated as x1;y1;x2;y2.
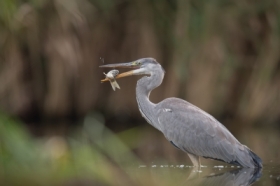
185;168;262;186
136;165;265;186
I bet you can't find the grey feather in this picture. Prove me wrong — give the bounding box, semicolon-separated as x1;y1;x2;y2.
155;98;256;167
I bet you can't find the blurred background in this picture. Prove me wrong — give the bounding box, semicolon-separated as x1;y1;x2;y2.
0;0;280;185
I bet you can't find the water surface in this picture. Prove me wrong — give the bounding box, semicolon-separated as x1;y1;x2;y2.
132;164;280;186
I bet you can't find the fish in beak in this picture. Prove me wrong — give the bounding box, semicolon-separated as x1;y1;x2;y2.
100;61;143;82
103;70;120;91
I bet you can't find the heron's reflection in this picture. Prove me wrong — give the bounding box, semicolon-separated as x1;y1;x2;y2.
185;167;262;186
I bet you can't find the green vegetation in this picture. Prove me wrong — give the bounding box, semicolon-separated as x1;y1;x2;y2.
0;113;139;185
0;0;279;185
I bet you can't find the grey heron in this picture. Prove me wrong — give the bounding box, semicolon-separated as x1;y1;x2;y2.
100;58;262;168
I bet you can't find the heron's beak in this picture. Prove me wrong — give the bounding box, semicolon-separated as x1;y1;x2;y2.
100;61;142;82
99;61;140;69
100;70;135;82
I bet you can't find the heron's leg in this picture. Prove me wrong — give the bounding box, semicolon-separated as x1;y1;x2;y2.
187;153;200;168
186;153;201;180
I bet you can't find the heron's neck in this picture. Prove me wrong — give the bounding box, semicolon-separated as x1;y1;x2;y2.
136;70;164;130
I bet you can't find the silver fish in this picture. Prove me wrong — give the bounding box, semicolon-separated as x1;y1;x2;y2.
103;70;120;91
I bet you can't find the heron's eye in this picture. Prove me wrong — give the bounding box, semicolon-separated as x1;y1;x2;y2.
133;61;141;65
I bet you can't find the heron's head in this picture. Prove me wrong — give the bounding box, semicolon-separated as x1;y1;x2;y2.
99;58;164;82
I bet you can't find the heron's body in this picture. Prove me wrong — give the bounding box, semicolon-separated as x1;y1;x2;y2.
100;58;262;168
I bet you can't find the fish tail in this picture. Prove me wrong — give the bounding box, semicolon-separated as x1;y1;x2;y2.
110;80;120;91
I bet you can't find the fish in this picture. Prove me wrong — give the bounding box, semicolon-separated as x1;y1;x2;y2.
102;69;120;91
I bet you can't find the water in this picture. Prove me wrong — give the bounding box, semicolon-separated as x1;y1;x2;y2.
82;121;280;186
123;126;280;185
132;164;280;186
